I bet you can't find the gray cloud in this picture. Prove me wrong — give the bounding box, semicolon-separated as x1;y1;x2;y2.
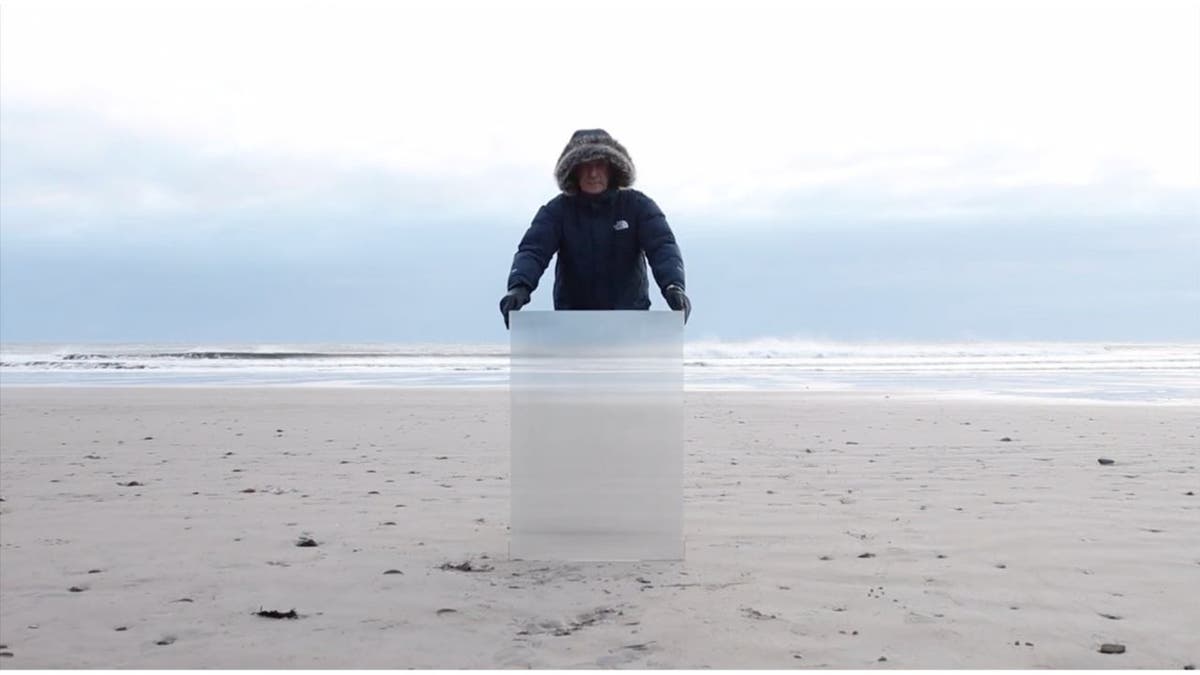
2;103;1197;343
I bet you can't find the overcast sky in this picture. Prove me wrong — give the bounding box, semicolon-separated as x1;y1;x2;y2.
1;0;1197;344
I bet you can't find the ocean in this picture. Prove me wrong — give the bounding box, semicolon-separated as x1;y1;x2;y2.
1;341;1197;404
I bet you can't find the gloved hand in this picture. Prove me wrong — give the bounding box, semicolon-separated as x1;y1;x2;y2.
663;284;691;324
499;285;531;329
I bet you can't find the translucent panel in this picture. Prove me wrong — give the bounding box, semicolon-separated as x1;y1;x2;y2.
510;310;684;561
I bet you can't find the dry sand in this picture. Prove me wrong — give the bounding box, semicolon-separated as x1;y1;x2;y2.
0;386;1196;668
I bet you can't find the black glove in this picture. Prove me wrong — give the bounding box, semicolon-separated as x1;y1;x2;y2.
499;285;531;329
663;284;691;324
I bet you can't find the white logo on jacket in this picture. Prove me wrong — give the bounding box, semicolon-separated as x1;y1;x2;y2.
613;220;629;231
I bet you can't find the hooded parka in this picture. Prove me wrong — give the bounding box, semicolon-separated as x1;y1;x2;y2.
505;129;685;310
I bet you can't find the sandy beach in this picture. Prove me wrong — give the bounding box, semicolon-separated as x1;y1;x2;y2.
0;386;1196;668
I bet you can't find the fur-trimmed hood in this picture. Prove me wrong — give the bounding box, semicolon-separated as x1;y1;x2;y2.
554;129;636;194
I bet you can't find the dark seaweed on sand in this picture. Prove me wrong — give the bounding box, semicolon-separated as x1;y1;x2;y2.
256;608;299;619
439;560;493;572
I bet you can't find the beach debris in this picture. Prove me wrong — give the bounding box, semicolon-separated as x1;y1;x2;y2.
295;536;318;547
367;490;379;495
999;437;1012;442
240;488;256;493
1098;458;1115;465
1186;491;1194;496
1183;664;1194;670
561;607;617;634
88;569;103;574
519;608;620;637
117;481;143;487
255;608;299;619
819;555;833;561
857;552;876;559
878;656;888;662
439;560;493;573
436;608;457;615
0;651;11;658
622;642;654;652
84;454;102;460
171;598;194;603
1099;613;1122;620
996;563;1008;569
142;436;154;441
382;569;403;575
1099;643;1126;654
381;521;397;526
155;636;176;646
114;626;128;632
68;586;86;593
741;607;777;620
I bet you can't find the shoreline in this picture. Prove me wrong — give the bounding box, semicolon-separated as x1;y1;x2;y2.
3;383;1198;407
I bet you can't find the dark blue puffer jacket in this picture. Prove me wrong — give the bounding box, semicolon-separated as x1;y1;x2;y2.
505;187;686;310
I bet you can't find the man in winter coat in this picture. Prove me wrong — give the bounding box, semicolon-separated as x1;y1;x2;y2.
499;129;691;328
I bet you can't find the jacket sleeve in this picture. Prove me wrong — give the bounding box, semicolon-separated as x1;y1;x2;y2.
635;193;686;292
506;199;563;293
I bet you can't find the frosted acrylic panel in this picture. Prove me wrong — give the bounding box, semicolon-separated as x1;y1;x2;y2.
510;310;683;561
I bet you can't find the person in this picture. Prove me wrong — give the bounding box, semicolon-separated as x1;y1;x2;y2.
499;129;691;328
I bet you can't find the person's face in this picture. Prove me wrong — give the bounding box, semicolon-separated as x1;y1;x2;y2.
576;159;611;194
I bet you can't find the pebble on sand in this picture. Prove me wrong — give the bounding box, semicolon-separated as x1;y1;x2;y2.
295;537;319;547
1099;643;1126;654
1098;458;1115;465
